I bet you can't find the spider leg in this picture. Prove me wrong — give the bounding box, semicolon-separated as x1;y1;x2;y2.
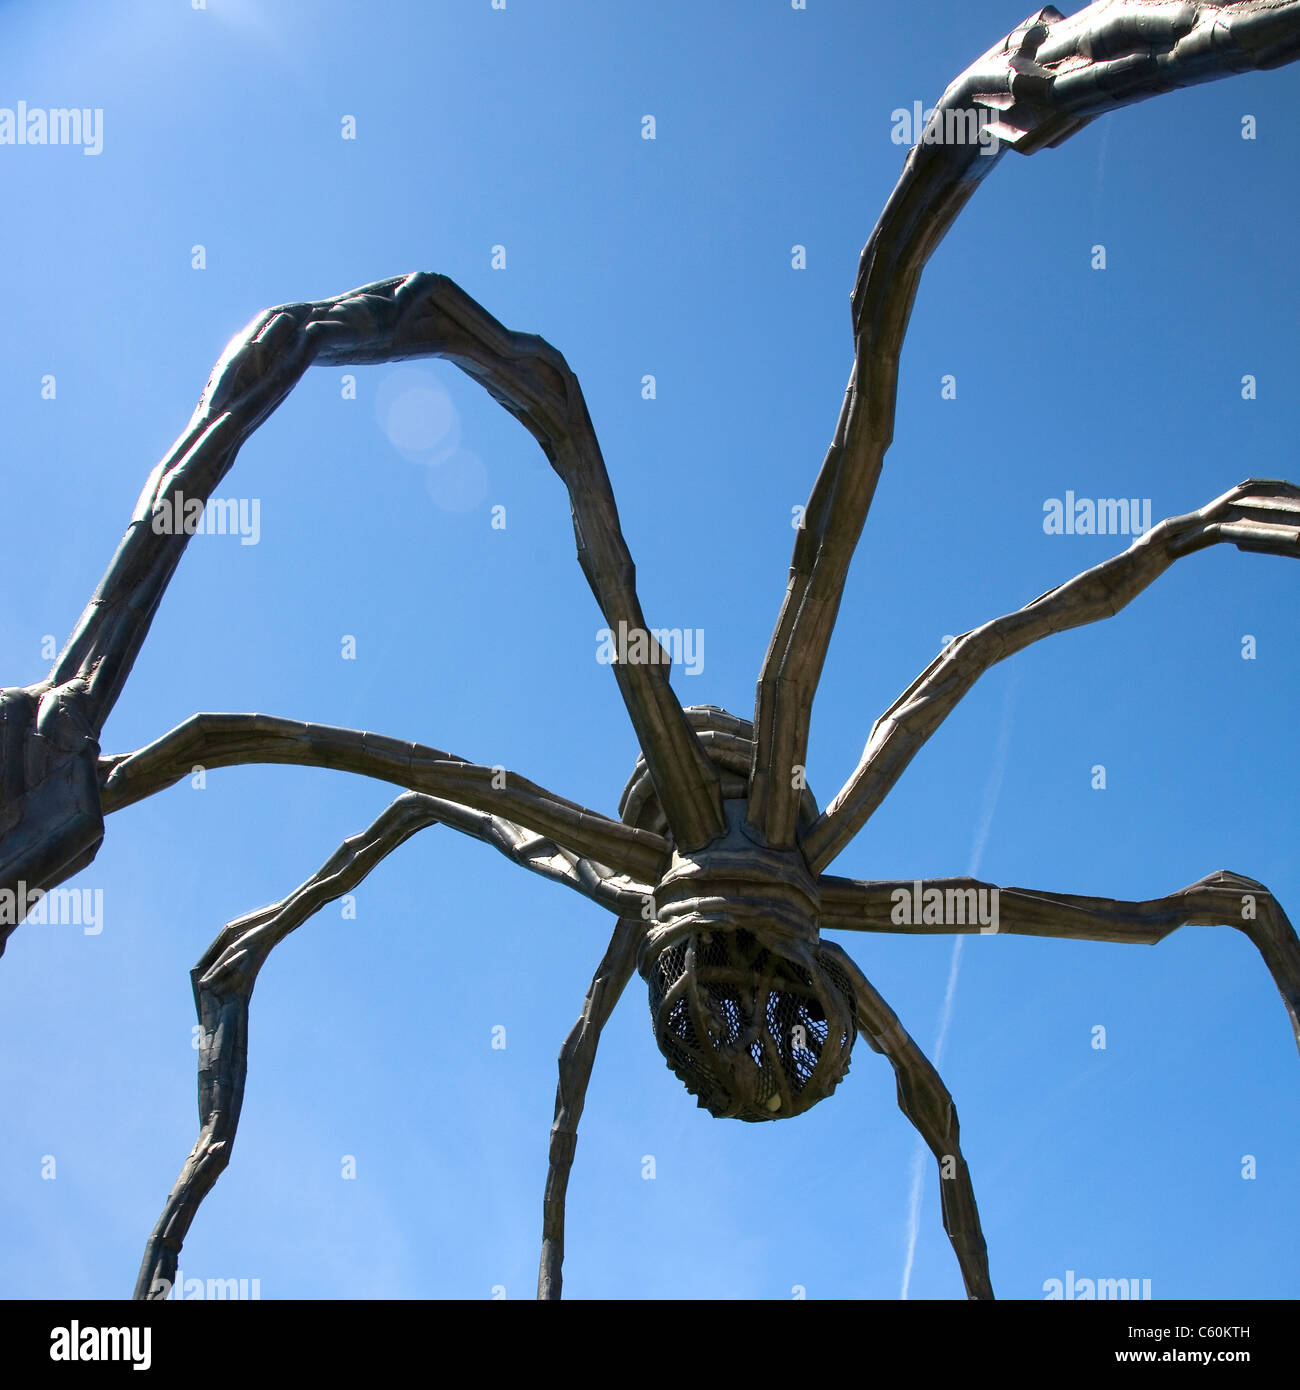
804;480;1300;871
819;870;1300;1055
538;916;642;1300
99;711;669;885
819;940;992;1300
51;272;721;849
133;792;641;1299
132;794;438;1299
133;950;249;1301
750;1;1300;850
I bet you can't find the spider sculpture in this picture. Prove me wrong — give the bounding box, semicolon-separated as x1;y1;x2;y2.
3;1;1299;1301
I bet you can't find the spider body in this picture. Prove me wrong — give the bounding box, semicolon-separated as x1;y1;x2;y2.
629;723;857;1122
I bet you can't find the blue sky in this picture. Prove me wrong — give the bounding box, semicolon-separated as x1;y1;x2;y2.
1;0;1297;1300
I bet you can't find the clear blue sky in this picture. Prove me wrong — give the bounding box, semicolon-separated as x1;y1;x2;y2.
1;0;1297;1300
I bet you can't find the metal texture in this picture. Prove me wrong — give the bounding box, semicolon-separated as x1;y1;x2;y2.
2;2;1298;1300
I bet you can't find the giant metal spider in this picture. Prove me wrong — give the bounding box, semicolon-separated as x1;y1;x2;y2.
3;1;1299;1300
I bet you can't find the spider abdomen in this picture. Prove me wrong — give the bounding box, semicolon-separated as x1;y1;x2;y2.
644;924;857;1121
637;794;856;1122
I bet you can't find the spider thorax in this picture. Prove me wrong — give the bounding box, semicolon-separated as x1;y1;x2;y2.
637;795;857;1124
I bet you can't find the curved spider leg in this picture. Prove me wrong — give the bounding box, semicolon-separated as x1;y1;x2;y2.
43;273;719;864
308;274;724;847
98;712;669;886
804;479;1300;871
0;308;319;942
538;916;642;1301
749;1;1300;849
819;940;992;1300
134;792;651;1300
413;799;654;917
133;794;437;1300
819;870;1300;1055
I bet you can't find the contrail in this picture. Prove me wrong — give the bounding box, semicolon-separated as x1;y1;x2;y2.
900;669;1019;1298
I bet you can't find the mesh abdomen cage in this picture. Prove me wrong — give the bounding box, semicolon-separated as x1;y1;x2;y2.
620;707;858;1122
